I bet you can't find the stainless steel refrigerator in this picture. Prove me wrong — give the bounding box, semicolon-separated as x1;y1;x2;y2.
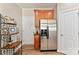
40;19;57;50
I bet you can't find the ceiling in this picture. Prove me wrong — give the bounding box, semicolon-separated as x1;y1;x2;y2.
17;3;57;8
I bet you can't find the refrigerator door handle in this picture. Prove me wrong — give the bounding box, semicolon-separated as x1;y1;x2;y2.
47;26;49;39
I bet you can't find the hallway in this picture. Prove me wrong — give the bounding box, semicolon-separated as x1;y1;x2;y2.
22;45;64;55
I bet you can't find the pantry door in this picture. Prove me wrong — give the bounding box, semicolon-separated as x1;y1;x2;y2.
61;10;78;55
22;16;34;45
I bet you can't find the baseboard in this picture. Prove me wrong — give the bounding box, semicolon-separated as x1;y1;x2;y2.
57;49;65;55
40;49;57;52
22;44;33;45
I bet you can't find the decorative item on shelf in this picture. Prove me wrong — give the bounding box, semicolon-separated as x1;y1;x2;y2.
4;16;11;23
8;35;13;42
10;18;14;23
9;25;16;34
1;28;8;35
4;16;16;25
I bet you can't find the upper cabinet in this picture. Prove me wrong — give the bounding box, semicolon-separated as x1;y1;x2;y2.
34;10;55;28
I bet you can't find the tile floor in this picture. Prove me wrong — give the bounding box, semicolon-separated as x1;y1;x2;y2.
22;45;64;55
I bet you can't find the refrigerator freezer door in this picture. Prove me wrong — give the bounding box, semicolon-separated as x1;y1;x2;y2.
48;31;57;50
40;24;47;29
40;36;47;50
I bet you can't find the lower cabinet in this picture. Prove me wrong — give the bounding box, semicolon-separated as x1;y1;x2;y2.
34;35;39;49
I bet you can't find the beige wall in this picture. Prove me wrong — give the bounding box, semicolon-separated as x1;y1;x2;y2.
0;3;22;40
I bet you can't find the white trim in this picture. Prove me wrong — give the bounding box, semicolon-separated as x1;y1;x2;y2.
22;8;55;10
61;7;79;13
57;49;64;54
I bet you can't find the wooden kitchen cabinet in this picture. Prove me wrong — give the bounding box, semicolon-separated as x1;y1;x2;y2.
34;10;55;49
34;10;54;28
34;34;39;49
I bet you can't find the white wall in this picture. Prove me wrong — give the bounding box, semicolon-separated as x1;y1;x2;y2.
22;8;56;45
0;3;22;41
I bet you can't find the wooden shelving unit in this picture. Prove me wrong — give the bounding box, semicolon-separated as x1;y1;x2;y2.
2;22;16;25
0;14;22;55
2;41;22;49
1;32;19;35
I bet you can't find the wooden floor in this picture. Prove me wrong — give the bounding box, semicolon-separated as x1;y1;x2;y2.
22;45;64;55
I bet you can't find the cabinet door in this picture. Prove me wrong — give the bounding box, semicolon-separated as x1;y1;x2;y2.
34;10;54;28
34;35;39;49
60;10;78;55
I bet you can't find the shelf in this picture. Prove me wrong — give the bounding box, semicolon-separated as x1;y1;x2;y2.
2;22;16;25
10;32;19;35
1;41;22;49
1;32;19;35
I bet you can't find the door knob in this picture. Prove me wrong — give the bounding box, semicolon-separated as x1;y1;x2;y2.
60;34;63;36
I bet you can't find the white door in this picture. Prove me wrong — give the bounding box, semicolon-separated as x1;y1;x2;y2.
22;16;34;45
60;10;78;55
